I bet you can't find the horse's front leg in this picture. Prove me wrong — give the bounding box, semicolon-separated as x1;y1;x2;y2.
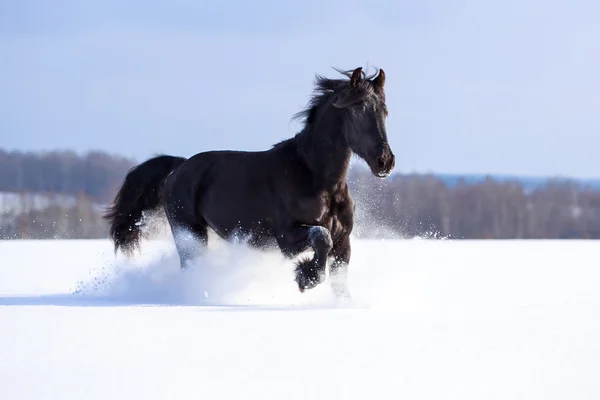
329;235;352;301
277;224;333;292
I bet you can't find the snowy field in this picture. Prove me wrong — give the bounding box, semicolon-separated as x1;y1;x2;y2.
1;237;599;399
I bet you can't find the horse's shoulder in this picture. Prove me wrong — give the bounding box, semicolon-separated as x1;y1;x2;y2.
324;189;354;240
329;181;353;207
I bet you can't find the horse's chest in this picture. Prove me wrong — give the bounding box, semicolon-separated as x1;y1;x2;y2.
295;191;349;228
292;193;329;222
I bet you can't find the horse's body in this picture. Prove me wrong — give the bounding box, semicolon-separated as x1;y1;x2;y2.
104;67;395;299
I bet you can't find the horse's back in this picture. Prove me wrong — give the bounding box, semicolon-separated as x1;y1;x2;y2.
170;148;284;239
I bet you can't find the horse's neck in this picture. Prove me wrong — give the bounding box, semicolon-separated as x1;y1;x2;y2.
296;113;351;190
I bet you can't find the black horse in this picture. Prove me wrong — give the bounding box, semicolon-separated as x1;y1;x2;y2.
104;66;395;300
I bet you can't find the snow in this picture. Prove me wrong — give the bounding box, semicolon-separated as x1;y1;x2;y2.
1;237;599;399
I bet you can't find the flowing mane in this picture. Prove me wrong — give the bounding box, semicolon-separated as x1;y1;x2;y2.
291;67;385;129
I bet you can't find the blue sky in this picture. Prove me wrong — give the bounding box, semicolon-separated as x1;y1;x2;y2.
1;0;599;178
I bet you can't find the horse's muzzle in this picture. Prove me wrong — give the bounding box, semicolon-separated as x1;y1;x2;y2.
374;150;395;178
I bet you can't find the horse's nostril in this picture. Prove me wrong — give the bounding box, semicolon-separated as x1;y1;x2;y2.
378;157;386;169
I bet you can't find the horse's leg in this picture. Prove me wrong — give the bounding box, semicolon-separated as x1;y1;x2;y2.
329;235;352;301
164;203;208;269
170;221;208;269
277;224;333;292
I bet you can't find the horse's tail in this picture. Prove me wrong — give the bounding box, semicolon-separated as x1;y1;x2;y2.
103;154;187;255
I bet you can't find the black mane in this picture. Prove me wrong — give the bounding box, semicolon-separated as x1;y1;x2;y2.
291;67;383;128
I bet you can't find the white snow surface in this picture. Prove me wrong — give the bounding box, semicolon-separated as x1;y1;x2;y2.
1;237;599;399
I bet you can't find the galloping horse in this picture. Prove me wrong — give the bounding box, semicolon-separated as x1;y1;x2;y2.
104;67;395;300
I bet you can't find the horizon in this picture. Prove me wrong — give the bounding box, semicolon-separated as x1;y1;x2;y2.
2;145;600;184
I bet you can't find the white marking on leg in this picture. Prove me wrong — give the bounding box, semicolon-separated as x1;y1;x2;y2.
309;225;327;240
308;226;333;248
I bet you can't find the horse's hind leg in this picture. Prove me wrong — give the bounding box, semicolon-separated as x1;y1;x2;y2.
170;221;208;269
164;205;208;269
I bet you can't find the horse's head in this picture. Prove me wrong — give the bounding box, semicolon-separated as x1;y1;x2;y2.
332;67;395;178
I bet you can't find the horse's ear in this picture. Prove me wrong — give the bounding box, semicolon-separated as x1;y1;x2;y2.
350;67;362;88
373;68;385;89
332;67;364;108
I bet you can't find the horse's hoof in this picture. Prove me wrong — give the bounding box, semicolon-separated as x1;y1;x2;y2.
296;273;321;293
295;270;322;293
295;258;325;293
331;283;351;301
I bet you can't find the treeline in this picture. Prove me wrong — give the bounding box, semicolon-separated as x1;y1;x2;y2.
0;191;105;239
0;149;134;204
0;149;134;239
1;149;599;240
349;170;600;239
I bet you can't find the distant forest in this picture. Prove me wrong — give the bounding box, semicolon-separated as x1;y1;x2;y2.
1;148;599;240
